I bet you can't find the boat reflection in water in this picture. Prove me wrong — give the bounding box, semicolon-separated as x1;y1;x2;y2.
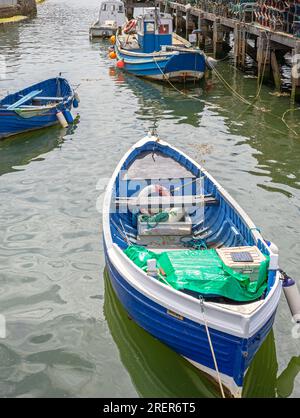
104;270;300;398
108;67;206;128
103;270;220;397
0;123;78;177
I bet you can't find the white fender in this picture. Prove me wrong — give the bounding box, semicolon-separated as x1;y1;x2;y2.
56;111;68;128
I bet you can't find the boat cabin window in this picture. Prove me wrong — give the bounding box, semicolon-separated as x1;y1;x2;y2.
159;24;169;34
118;5;124;13
145;22;155;33
101;3;107;11
111;5;116;11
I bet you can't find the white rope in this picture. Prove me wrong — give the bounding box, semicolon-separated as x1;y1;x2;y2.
199;296;226;398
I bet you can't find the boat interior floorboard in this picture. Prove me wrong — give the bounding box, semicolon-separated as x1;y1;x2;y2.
122;151;196;180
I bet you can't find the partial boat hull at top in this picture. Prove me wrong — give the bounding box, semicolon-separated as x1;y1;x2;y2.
103;133;282;397
0;77;78;140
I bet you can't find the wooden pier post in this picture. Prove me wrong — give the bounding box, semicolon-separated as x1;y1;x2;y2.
175;5;179;34
163;0;170;14
186;10;190;40
291;42;300;104
270;51;281;91
256;32;271;82
234;23;246;70
213;19;223;59
199;15;210;51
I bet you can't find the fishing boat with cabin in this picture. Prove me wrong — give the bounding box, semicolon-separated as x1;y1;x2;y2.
113;9;206;82
90;0;126;39
103;132;283;397
0;77;78;140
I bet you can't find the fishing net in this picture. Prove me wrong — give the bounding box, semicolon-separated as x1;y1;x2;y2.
124;246;268;302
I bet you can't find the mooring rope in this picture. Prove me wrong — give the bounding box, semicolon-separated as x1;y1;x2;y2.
199;296;226;398
153;43;298;137
281;107;300;136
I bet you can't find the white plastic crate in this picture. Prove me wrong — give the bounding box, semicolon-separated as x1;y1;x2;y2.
216;246;266;282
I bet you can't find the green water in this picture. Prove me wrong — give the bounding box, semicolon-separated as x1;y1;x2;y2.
0;0;299;398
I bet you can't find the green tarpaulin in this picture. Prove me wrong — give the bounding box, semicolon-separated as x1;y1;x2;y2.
124;246;268;302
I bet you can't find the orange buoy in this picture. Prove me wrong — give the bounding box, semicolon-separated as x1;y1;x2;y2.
110;35;116;45
116;60;125;69
109;51;117;59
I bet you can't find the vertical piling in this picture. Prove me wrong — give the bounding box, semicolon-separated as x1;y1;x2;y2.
186;10;190;40
256;32;271;83
234;23;247;70
199;15;209;51
270;50;281;91
213;19;223;59
291;42;300;104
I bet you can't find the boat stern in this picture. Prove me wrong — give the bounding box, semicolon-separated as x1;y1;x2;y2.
163;51;206;82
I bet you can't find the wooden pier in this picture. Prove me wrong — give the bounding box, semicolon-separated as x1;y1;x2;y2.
0;0;36;20
155;0;300;100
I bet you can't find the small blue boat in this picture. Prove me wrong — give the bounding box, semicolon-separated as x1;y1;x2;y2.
114;10;206;82
0;77;78;140
103;133;282;397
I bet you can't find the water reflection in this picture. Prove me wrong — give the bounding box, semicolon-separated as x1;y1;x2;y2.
108;68;206;127
103;270;220;398
0;125;76;176
205;64;300;194
104;270;300;398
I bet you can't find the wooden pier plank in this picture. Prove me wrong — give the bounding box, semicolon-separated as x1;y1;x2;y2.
160;0;299;49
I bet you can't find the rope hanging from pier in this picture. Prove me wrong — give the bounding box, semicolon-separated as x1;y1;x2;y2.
153;40;298;137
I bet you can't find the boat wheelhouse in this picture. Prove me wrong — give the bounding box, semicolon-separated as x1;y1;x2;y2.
90;0;126;39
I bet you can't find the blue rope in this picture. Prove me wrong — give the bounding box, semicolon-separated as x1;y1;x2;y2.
180;236;207;250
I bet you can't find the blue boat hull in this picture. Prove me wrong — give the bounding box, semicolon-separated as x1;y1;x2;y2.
0;104;72;139
116;47;206;81
0;77;75;140
105;244;276;395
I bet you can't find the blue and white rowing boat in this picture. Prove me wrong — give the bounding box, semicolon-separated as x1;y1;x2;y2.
114;10;206;82
0;77;78;140
103;133;282;397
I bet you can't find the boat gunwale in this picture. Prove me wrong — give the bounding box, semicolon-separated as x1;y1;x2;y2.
0;77;75;109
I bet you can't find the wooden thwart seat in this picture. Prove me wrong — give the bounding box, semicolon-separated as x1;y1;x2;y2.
7;90;43;110
115;194;219;209
34;96;64;102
